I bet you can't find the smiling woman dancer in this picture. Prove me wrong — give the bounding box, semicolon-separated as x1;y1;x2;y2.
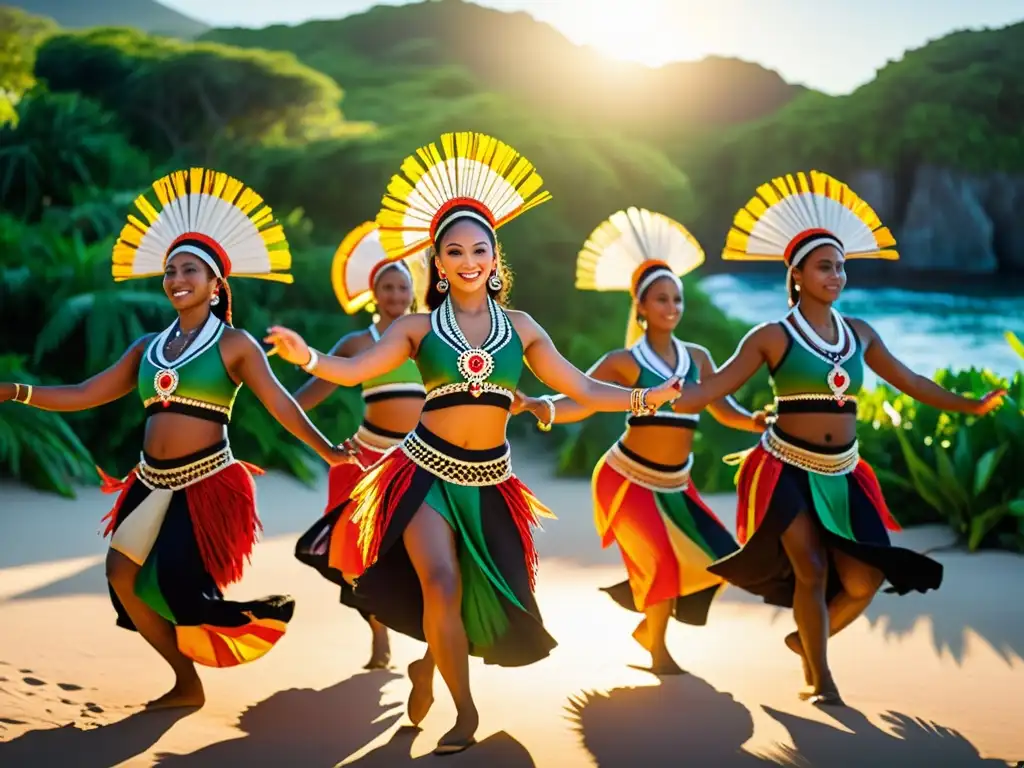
514;208;766;675
293;222;429;670
0;169;351;710
668;171;1006;706
264;132;682;754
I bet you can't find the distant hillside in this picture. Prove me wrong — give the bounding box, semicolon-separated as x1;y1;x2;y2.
203;0;806;136
8;0;208;38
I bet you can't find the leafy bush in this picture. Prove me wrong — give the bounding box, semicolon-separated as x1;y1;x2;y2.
857;363;1024;552
0;355;97;497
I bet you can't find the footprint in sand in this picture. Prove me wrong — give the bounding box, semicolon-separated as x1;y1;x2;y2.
22;677;45;686
0;717;26;725
57;683;83;691
83;703;103;714
18;669;32;674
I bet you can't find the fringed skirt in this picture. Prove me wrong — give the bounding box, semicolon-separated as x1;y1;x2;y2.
344;424;558;667
707;427;944;607
100;440;294;667
294;421;407;620
593;442;739;625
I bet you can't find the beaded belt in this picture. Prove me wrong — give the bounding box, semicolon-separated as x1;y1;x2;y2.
353;424;407;453
400;430;512;487
761;428;858;476
142;394;231;418
136;446;234;491
605;442;693;492
424;382;514;404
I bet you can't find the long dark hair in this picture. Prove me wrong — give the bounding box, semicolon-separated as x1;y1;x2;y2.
424;243;514;311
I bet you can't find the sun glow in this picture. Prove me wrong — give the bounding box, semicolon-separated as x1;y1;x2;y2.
533;1;688;67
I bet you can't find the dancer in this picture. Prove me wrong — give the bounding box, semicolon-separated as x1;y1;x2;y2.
1;168;351;710
293;222;428;670
514;207;766;674
667;171;1006;705
263;132;682;754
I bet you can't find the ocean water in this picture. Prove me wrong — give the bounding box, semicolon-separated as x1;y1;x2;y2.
699;273;1023;384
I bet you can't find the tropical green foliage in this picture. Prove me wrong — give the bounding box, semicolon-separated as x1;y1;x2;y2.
856;362;1024;552
0;354;97;497
34;27;356;160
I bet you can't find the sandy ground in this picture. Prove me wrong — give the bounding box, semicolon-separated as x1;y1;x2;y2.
1;441;1023;767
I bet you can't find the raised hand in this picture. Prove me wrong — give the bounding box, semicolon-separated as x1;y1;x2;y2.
263;326;312;367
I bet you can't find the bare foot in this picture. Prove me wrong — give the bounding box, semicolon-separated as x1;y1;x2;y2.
406;657;434;726
434;708;479;756
364;619;391;670
785;631;813;688
143;678;205;711
631;619;651;652
648;653;687;676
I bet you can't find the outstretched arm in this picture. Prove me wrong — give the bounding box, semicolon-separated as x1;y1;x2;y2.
264;316;422;388
0;335;151;411
688;344;767;432
229;331;347;464
854;319;1004;415
519;353;632;426
515;313;679;412
670;325;772;414
292;333;361;411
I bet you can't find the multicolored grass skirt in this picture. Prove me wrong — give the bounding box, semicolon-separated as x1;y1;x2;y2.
294;422;406;620
99;440;293;667
708;426;943;606
344;423;558;667
592;442;739;625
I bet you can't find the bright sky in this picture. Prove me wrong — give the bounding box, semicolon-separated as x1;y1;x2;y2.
162;0;1024;94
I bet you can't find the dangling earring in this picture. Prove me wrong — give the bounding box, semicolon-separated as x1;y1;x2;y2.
210;293;220;306
794;284;801;292
487;269;503;292
436;272;449;293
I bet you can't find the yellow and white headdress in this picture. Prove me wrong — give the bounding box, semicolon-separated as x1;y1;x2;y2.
112;168;292;285
331;221;429;315
375;131;552;261
576;207;705;346
723;170;898;305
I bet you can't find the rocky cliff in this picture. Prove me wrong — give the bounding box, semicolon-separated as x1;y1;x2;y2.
850;168;1024;274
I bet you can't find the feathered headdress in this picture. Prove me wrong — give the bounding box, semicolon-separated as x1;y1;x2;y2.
375;131;552;262
331;221;429;315
112;168;292;284
576;207;705;347
723;170;898;305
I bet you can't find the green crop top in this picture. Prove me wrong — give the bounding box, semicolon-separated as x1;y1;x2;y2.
417;296;523;412
769;308;864;415
361;324;426;404
138;314;240;424
627;336;701;429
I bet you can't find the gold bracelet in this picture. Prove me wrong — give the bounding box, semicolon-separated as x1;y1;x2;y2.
536;395;554;432
13;383;32;405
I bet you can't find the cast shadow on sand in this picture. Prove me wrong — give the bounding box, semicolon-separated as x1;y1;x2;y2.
860;545;1024;665
0;707;189;768
761;705;1016;767
154;671;401;766
344;725;536;767
566;675;1013;767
